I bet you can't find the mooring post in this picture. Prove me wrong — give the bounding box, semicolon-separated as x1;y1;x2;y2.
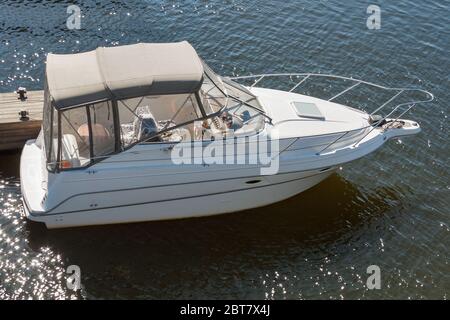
16;87;27;101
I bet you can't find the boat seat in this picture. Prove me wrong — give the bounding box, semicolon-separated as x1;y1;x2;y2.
60;134;81;167
234;115;264;136
134;113;160;142
77;123;114;156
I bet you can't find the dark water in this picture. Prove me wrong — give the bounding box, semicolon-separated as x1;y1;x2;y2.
0;0;448;299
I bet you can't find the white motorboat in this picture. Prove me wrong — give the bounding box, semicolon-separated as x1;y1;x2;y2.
20;41;433;228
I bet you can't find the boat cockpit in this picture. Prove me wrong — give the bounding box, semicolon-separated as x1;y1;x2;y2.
41;43;268;171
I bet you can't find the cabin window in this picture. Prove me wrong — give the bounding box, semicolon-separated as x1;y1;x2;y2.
42;81;52;161
46;106;59;171
87;101;116;158
117;93;202;147
58;101;116;169
60;107;92;169
43;80;61;171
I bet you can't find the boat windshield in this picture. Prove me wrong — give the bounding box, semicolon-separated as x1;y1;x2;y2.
199;60;266;115
199;60;228;114
196;61;267;138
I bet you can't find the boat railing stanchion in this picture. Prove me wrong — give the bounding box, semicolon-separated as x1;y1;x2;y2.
328;81;362;102
289;75;310;92
316;131;350;155
389;103;416;125
370;89;404;116
250;75;265;88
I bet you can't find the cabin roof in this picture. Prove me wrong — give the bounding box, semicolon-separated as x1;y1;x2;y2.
46;41;204;109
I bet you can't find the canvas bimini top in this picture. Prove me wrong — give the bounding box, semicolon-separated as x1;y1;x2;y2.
46;41;204;109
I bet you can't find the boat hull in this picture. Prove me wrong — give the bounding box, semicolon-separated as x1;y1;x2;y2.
24;168;334;229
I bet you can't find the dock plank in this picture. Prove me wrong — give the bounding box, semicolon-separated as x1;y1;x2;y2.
0;90;44;151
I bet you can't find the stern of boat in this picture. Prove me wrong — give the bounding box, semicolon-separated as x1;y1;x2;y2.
20;139;47;223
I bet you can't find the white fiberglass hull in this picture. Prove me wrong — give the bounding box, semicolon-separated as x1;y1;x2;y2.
23;167;334;229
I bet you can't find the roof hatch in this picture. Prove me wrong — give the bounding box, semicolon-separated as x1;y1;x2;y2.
291;101;325;120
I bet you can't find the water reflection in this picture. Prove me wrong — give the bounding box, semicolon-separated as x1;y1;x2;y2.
0;151;20;177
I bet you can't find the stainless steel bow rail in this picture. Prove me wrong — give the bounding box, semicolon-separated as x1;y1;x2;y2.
229;73;434;154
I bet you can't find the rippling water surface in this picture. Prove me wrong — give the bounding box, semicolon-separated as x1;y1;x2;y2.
0;0;448;299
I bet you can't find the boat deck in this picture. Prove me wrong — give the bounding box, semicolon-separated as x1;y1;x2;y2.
0;90;43;151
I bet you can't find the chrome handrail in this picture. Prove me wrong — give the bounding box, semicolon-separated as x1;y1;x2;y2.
230;73;434;154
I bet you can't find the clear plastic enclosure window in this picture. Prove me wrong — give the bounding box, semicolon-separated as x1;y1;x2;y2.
87;101;116;157
60;107;91;169
118;94;201;147
59;101;116;169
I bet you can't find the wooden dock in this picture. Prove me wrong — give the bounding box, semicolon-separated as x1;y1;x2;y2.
0;90;43;151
